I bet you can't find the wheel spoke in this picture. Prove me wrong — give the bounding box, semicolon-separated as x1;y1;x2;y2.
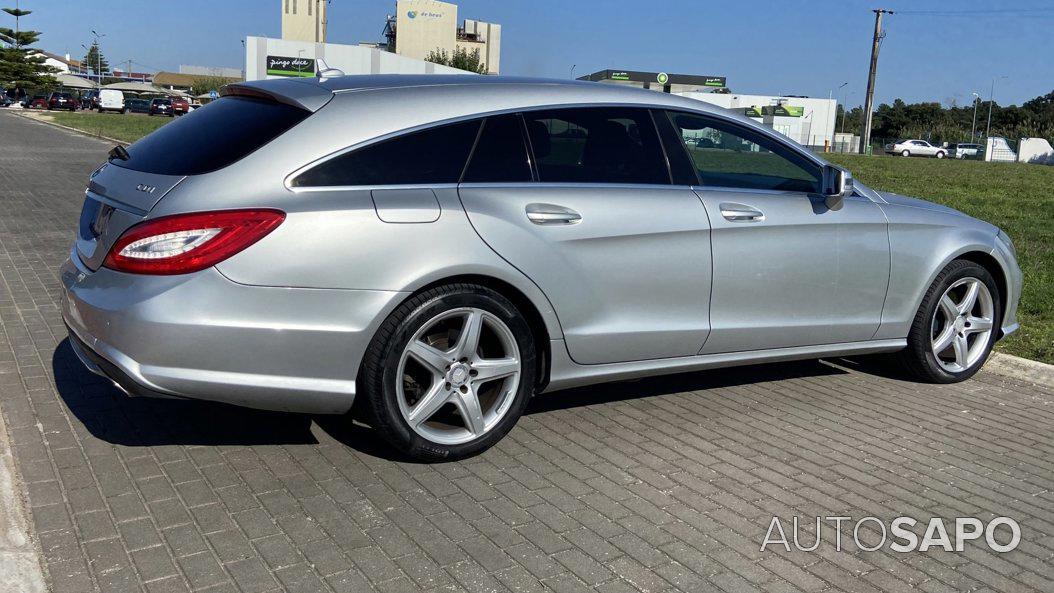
957;281;980;315
952;334;969;369
454;388;486;436
454;310;484;360
966;316;993;333
473;357;519;383
407;341;450;375
939;295;958;321
932;326;955;354
407;382;451;427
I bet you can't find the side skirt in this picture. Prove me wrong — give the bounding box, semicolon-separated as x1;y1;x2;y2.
543;338;907;392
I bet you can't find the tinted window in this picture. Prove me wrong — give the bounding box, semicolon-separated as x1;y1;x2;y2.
522;108;669;184
665;112;821;193
293;120;481;187
118;96;309;175
462;114;532;183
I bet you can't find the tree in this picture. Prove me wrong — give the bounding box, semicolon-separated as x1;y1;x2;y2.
0;6;57;91
81;43;109;76
189;76;235;97
424;46;487;74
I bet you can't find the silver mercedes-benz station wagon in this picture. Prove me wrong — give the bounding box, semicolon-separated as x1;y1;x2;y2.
62;75;1021;460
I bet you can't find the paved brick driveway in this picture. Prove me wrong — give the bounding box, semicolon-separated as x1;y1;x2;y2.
0;111;1052;593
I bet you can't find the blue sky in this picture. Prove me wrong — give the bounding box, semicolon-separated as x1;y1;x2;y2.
16;0;1054;107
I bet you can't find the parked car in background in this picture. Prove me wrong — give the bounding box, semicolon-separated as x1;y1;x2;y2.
949;143;983;159
885;139;947;158
125;98;151;114
81;90;100;110
171;97;190;116
0;94;13;108
98;89;126;114
148;98;173;116
26;95;47;109
61;76;1021;460
47;92;78;111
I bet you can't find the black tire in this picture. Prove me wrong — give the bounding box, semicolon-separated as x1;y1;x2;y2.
359;283;538;461
900;259;1001;383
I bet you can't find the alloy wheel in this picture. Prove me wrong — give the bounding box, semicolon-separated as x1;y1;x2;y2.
396;307;521;445
930;277;994;373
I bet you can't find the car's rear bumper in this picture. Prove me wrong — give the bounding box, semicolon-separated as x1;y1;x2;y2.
60;248;406;414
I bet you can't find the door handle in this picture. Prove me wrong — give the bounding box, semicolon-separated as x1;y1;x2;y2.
526;203;582;225
719;202;765;222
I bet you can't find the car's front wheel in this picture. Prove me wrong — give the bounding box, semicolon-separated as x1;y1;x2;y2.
935;151;946;159
360;284;537;461
901;260;1001;383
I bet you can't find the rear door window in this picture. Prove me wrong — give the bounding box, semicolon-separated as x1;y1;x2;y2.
292;120;481;187
521;107;670;185
462;114;533;183
117;96;309;175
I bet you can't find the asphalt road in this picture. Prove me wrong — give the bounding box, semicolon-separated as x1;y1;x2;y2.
0;110;1052;593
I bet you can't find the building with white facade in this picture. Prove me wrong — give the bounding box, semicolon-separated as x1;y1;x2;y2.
677;91;838;149
383;0;501;74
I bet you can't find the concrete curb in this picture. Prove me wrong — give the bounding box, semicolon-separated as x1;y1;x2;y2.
0;403;47;593
986;352;1054;387
9;110;127;146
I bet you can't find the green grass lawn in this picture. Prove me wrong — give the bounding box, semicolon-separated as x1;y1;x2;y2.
826;153;1053;363
40;110;172;144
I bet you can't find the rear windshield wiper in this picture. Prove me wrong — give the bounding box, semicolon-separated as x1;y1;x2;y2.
108;145;130;162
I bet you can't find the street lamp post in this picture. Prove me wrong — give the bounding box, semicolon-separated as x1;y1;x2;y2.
970;91;980;141
570;64;576;80
89;29;106;87
830;82;848;148
985;76;1007;140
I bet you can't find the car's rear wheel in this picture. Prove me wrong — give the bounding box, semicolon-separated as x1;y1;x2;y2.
901;260;1001;383
359;284;537;461
901;149;910;157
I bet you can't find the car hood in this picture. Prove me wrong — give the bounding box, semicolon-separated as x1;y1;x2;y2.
876;191;968;217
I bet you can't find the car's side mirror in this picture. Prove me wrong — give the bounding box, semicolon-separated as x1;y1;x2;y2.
822;165;853;209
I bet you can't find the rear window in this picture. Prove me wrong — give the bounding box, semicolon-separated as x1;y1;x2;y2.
117;96;309;175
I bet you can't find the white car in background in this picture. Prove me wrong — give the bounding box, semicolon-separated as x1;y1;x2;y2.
98;89;126;114
885;139;947;158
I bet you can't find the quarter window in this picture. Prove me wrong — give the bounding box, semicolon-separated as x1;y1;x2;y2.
665;111;821;193
292;120;481;187
522;108;669;185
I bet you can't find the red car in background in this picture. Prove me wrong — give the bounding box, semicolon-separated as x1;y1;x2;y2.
27;96;47;109
47;92;78;111
171;97;190;116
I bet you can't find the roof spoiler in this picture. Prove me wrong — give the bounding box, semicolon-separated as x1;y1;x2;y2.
220;79;334;112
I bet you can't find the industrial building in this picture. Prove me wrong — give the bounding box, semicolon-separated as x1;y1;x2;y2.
678;92;838;149
578;69;726;94
256;0;499;81
382;0;501;74
281;0;328;43
579;69;836;149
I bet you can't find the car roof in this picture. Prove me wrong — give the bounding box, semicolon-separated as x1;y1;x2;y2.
226;74;732;117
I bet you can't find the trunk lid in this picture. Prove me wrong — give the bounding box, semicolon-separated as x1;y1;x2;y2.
76;163;185;271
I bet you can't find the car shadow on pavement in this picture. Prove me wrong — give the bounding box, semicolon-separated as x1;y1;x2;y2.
52;339;320;447
526;358;851;415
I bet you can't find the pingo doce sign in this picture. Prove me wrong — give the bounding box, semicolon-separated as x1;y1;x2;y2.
761;516;1021;553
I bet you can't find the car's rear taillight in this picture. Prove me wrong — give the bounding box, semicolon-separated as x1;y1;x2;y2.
103;209;285;275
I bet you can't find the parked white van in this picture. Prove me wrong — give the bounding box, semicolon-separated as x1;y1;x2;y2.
98;89;126;114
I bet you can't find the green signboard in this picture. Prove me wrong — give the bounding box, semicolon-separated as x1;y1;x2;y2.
744;105;805;118
266;55;316;77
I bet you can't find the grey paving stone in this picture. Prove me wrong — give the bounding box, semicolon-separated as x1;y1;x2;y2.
1;110;1051;593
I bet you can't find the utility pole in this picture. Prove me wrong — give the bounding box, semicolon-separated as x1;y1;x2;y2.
970;91;980;141
985;75;1007;140
859;9;893;154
